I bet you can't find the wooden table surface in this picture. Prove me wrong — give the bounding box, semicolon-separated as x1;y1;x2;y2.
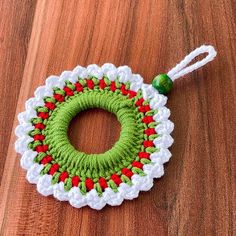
0;0;235;235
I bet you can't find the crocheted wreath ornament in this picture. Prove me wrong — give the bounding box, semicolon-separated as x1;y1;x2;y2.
15;64;173;209
15;45;216;210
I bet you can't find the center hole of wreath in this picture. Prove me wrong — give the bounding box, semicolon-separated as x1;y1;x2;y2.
68;108;121;154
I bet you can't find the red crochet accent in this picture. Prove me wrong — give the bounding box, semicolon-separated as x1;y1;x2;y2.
72;176;80;187
132;161;143;169
86;80;94;89
35;145;48;153
59;171;69;182
85;178;94;191
40;155;52;165
143;140;154;147
98;177;108;190
121;84;128;95
128;90;137;98
138;105;151;113
33;134;45;141
142;116;154;124
138;152;150;159
45;102;56;110
110;81;116;92
145;128;156;136
49;163;60;175
38;112;49;119
135;98;144;106
99;79;106;89
54;94;65;102
64;87;74;96
121;168;133;178
111;174;122;186
34;123;45;130
75;82;83;92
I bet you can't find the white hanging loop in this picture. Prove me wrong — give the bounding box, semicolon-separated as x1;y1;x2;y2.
167;45;217;81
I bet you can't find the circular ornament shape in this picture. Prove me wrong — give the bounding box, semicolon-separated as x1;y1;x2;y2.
15;63;174;210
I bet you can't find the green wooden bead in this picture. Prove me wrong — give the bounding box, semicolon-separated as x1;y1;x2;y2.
152;74;173;95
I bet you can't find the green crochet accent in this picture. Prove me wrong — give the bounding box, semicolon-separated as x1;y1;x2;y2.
94;183;103;196
28;140;41;150
108;180;118;192
44;97;56;103
53;88;65;95
34;152;46;163
43;90;144;180
121;175;132;185
36;107;48;113
52;172;60;184
41;163;52;174
29;129;41;136
31;117;43;124
65;80;75;90
79;182;87;195
64;178;72;191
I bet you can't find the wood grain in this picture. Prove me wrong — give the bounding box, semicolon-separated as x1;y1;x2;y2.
0;0;36;183
0;0;236;235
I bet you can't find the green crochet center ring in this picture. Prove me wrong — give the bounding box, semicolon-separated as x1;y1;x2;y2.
15;60;177;211
43;90;144;182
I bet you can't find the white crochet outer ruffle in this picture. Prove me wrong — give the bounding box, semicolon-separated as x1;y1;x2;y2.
15;63;174;210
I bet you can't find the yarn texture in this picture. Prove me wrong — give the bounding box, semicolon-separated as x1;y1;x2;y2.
15;63;174;210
